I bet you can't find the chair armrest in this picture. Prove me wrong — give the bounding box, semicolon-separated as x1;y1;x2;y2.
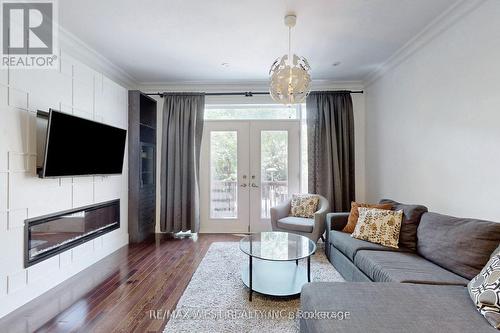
314;205;330;219
311;196;330;241
313;205;329;238
313;203;330;227
270;200;291;231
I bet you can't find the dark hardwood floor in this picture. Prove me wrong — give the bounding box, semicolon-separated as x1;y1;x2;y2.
0;234;242;333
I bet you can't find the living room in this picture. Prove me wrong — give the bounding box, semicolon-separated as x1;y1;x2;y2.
0;0;499;332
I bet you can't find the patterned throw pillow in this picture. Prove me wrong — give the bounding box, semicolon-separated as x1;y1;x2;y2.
342;202;393;233
468;254;500;329
351;207;403;248
289;194;320;218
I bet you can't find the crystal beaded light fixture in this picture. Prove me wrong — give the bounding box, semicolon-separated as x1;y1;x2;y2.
269;14;311;105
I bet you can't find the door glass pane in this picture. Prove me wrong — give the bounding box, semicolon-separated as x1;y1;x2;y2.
210;131;238;218
261;131;288;218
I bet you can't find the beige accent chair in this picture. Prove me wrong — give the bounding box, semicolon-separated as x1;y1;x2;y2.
270;195;330;242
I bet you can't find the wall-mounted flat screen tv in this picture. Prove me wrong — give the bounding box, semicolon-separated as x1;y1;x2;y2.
41;109;127;178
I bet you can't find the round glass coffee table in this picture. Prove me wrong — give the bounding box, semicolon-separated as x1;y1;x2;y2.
239;231;316;301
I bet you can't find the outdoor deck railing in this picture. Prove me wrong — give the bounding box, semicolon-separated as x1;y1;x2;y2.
211;180;288;218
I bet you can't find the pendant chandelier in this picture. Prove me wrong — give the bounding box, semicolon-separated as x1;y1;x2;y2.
269;14;311;105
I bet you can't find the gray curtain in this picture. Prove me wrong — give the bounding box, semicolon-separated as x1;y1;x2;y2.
160;93;205;233
306;91;355;212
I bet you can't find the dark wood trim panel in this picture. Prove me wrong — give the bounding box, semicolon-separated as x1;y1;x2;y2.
128;90;157;243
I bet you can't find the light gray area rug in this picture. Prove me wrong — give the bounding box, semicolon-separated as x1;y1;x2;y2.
163;241;344;333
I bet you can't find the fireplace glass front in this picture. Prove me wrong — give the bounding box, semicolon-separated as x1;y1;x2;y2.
25;200;120;267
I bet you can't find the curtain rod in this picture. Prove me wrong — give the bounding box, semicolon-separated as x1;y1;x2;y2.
146;90;363;98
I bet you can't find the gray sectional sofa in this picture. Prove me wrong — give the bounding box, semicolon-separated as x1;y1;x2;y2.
300;199;500;333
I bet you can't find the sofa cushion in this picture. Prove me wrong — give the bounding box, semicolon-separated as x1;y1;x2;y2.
354;250;469;285
300;282;497;333
379;199;428;251
417;212;500;279
330;230;408;261
329;245;372;282
277;216;313;233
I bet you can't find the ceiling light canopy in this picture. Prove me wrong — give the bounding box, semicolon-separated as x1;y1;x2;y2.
269;14;311;105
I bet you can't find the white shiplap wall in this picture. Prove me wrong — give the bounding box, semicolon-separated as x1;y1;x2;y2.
0;50;129;318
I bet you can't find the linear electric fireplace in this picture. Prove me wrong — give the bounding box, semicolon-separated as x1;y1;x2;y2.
24;200;120;267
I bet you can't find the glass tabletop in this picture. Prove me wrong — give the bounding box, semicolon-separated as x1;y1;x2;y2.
239;232;316;261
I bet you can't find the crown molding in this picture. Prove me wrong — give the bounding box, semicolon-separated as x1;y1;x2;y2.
364;0;486;86
59;27;138;88
138;80;364;94
54;1;482;92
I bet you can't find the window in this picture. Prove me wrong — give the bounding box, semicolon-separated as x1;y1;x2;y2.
204;102;309;195
205;104;300;120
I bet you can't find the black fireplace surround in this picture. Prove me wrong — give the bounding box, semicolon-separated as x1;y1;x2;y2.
24;200;120;267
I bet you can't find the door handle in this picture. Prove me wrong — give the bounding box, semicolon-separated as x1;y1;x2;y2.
250;175;258;188
240;175;248;188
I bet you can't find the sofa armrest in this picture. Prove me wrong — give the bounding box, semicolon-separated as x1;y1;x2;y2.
326;212;350;231
324;212;349;255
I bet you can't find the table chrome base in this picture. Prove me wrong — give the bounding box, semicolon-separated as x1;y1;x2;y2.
241;258;309;300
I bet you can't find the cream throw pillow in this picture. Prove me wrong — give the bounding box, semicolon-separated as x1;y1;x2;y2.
289;194;320;218
351;207;403;248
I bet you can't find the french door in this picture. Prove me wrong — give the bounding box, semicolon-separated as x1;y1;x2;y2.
199;120;300;233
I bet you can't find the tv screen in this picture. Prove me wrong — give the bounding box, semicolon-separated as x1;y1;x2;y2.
42;110;127;177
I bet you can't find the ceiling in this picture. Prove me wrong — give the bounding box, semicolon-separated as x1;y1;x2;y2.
59;0;459;84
